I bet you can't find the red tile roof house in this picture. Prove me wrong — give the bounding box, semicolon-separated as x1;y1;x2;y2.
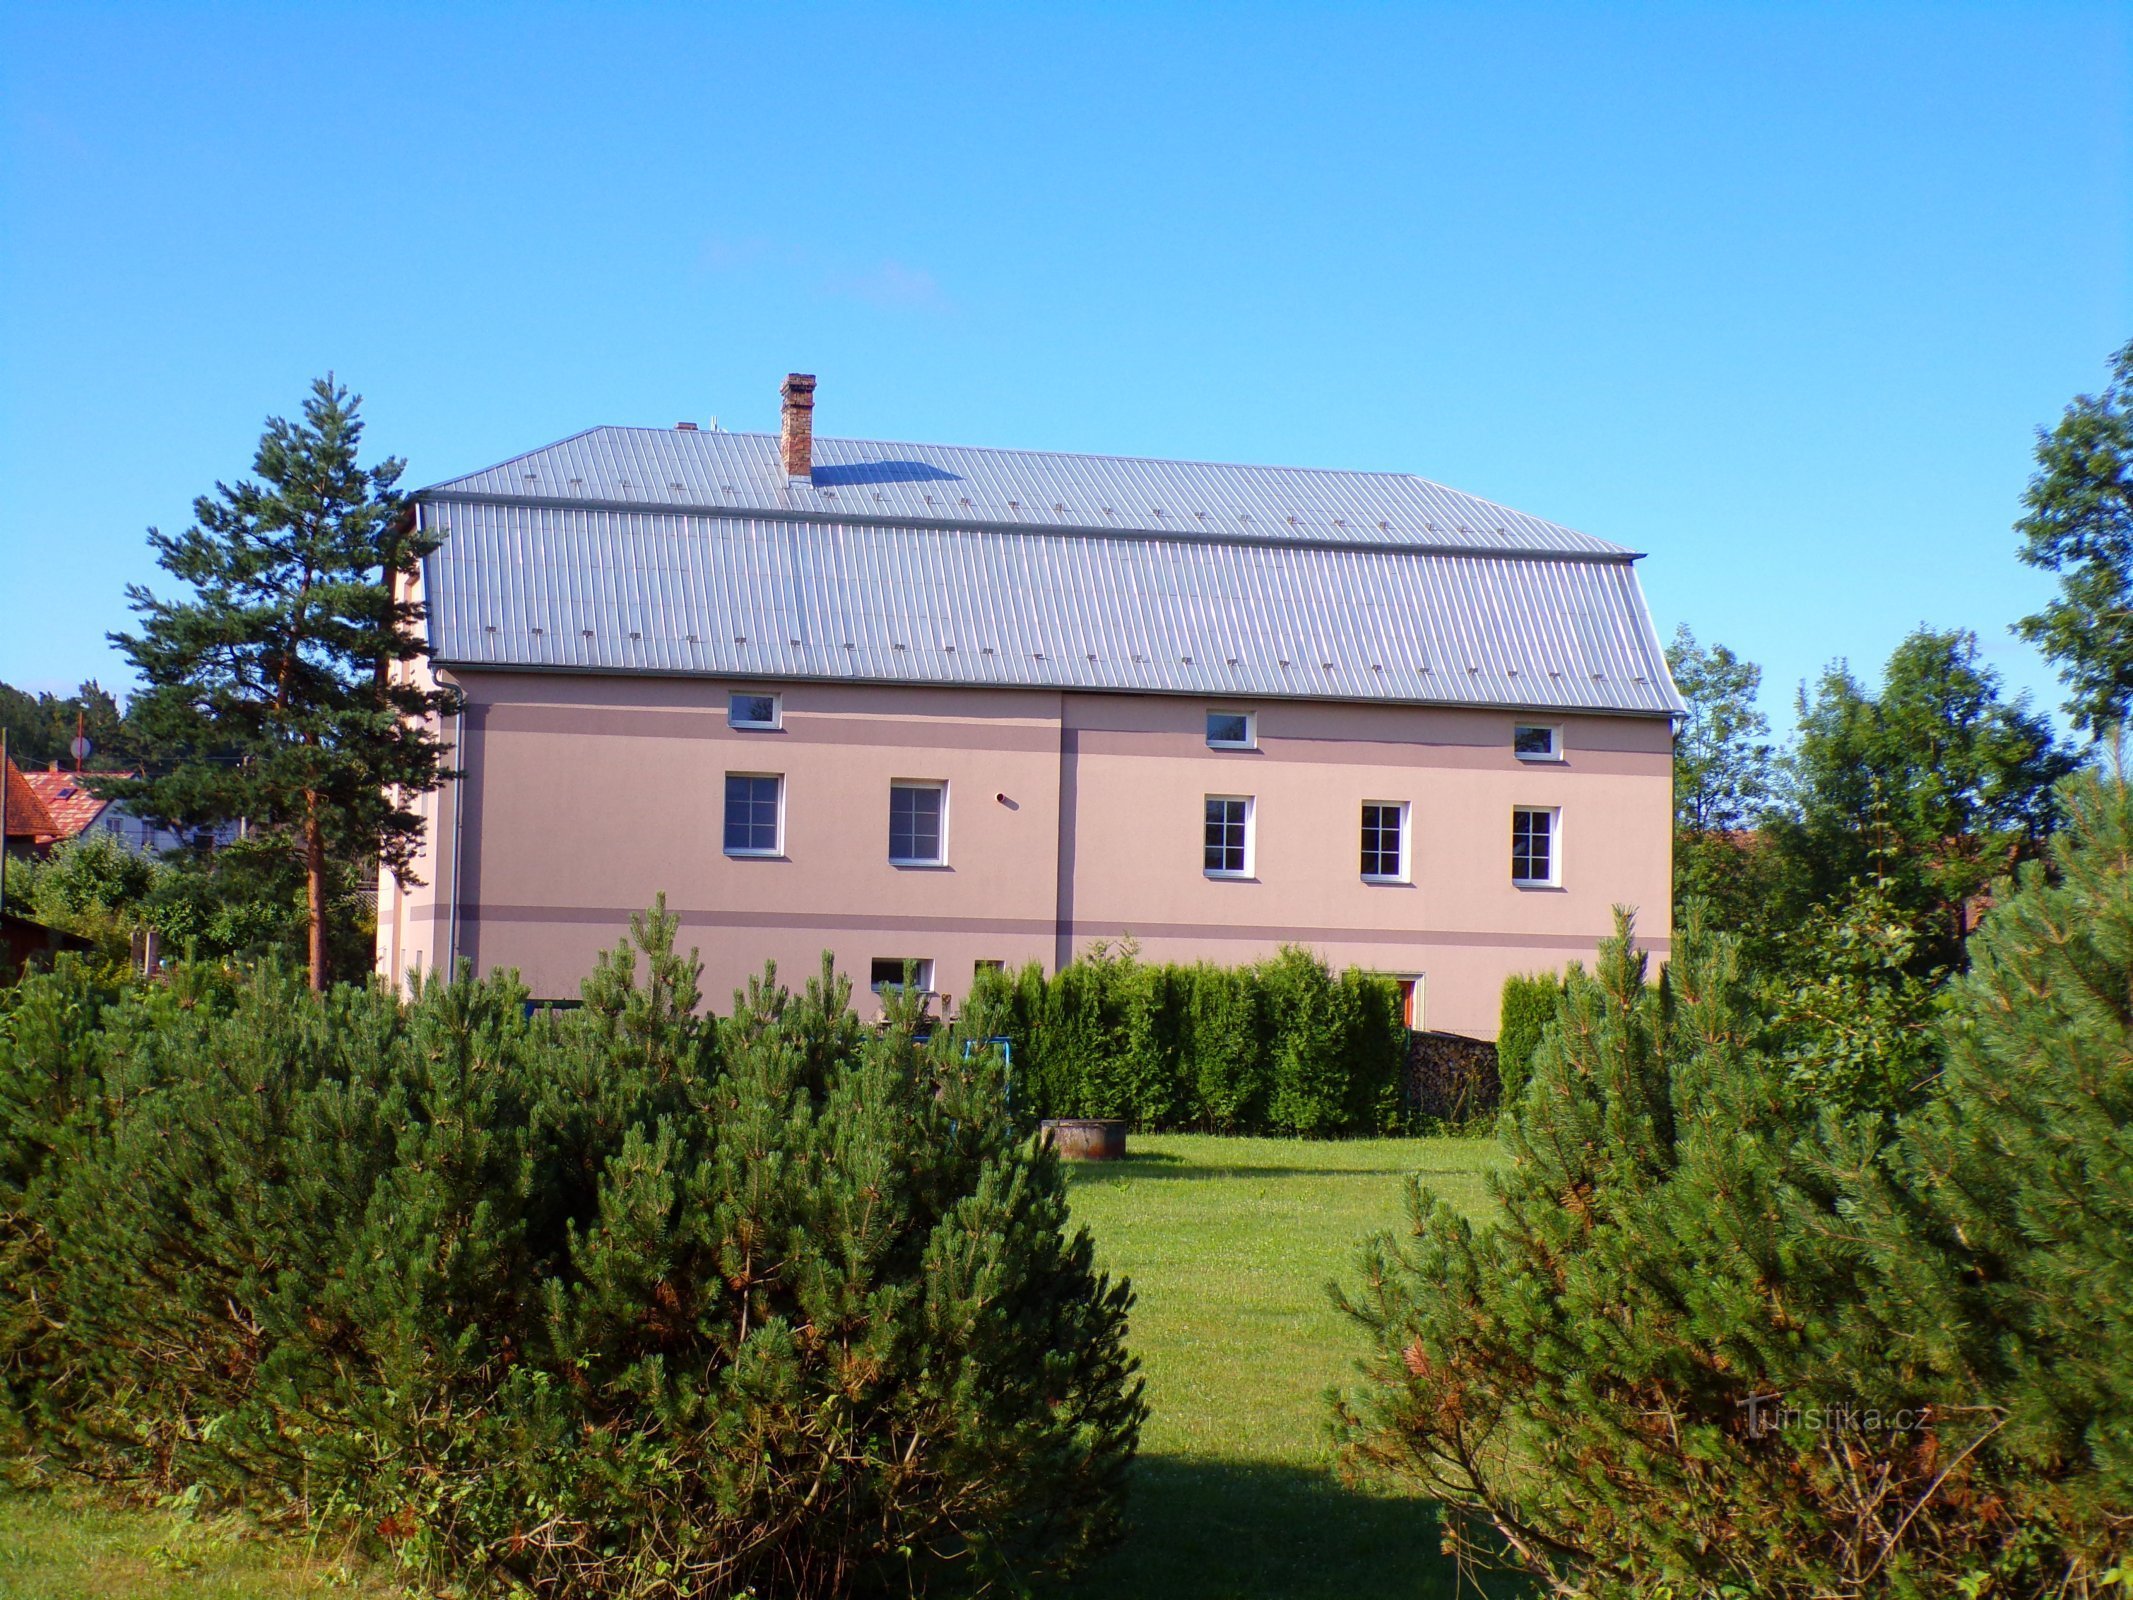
22;766;117;846
1;755;93;979
1;755;60;859
377;377;1682;1039
13;764;218;855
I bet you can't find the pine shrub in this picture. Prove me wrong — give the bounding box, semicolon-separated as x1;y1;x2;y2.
1336;764;2133;1598
1837;760;2133;1579
1;904;1144;1598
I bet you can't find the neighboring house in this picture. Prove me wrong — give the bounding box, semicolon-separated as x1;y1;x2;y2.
1;755;59;860
17;765;229;854
378;376;1682;1039
0;910;91;980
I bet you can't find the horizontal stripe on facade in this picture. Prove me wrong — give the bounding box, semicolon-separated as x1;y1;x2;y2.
461;902;1664;953
468;701;1663;774
476;702;1060;752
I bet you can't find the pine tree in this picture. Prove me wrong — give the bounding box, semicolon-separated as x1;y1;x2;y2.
1836;753;2133;1585
1332;904;2061;1597
108;377;456;987
5;907;1144;1597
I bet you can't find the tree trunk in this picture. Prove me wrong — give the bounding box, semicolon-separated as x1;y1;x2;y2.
304;795;327;992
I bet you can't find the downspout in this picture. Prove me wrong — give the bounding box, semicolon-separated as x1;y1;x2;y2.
444;681;465;979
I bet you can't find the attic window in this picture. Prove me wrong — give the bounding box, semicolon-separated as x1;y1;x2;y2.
1514;724;1562;762
729;692;782;731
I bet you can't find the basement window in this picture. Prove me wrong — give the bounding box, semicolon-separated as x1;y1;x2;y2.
729;691;782;730
871;957;935;994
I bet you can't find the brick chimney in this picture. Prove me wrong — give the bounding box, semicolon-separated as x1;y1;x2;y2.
780;373;817;481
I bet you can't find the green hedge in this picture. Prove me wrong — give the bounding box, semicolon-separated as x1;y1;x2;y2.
1496;969;1565;1112
0;905;1144;1599
966;944;1411;1136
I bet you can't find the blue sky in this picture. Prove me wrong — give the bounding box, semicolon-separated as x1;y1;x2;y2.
1;2;2126;736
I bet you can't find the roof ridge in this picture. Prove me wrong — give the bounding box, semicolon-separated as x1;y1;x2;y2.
588;422;1448;485
420;424;609;495
416;422;1632;558
415;487;1643;564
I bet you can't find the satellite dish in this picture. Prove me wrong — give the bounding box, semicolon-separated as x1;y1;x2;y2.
69;736;92;761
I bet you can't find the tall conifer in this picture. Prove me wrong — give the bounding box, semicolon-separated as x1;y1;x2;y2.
109;378;457;987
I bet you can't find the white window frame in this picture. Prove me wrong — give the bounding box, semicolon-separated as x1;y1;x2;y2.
1360;799;1411;884
723;771;785;858
870;956;936;994
1513;722;1563;762
1206;709;1258;750
888;779;949;867
728;690;783;731
1204;794;1255;879
1512;805;1561;888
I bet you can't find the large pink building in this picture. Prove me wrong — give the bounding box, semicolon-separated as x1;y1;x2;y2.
378;377;1679;1039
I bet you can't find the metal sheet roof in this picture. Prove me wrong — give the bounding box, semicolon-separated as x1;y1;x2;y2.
426;427;1636;559
418;499;1683;716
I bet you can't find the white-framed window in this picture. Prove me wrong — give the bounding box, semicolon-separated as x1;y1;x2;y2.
1513;723;1562;761
1206;709;1257;750
724;772;783;856
1512;806;1560;886
729;690;782;730
1204;794;1254;877
1361;801;1410;882
870;956;935;994
889;780;948;865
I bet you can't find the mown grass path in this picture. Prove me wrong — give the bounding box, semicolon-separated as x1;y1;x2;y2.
1060;1134;1505;1600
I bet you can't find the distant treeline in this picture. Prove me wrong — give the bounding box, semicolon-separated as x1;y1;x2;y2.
0;678;146;770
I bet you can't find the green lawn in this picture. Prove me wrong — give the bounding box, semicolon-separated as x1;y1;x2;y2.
1059;1134;1505;1600
0;1135;1503;1599
0;1491;395;1599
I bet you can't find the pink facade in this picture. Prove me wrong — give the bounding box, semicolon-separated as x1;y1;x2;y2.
378;668;1672;1039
